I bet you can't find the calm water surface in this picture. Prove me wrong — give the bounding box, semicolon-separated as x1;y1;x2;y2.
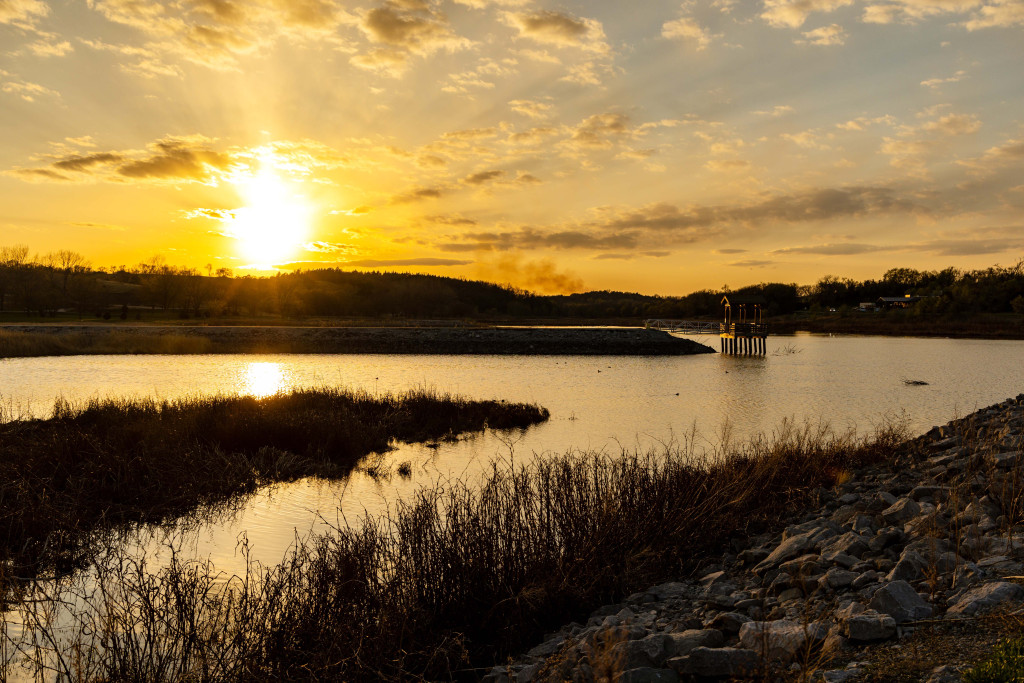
3;332;1024;574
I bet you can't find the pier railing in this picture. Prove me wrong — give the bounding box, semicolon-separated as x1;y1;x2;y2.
644;319;719;334
719;322;770;337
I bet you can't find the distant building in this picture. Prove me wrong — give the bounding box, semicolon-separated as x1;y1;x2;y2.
877;295;922;309
858;302;877;312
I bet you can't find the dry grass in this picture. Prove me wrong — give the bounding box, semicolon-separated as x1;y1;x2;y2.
0;388;549;586
4;418;909;681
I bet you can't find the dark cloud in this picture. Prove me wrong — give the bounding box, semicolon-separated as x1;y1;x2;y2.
10;168;70;181
426;214;478;226
53;152;123;172
118;138;230;180
440;228;637;252
728;259;775;268
390;185;449;203
602;187;923;233
714;248;747;254
346;257;472;267
503;9;606;52
569;113;630;148
304;241;354;254
772;243;888;255
463;169;504;185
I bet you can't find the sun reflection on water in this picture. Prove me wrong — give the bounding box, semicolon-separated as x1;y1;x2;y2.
242;362;291;398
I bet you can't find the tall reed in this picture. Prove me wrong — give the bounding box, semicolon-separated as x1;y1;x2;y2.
6;418;908;681
0;388;549;584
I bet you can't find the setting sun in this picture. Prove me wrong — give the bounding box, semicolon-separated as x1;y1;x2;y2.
228;163;312;266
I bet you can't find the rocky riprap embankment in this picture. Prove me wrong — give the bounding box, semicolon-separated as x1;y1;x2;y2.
1;325;714;356
486;395;1024;683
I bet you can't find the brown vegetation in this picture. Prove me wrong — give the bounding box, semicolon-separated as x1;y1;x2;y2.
5;419;908;681
0;389;549;584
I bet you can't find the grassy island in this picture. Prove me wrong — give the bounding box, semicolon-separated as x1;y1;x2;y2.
0;389;549;584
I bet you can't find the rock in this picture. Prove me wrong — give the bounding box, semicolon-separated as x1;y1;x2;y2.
868;528;905;553
527;636;566;659
614;668;680;683
843;611;897;641
738;620;827;662
852;571;880;590
989;451;1021;469
738;548;770;566
821;668;862;683
665;629;724;657
946;581;1024;617
869;581;933;623
516;663;540;682
709;612;751;634
924;664;962;683
882;498;921;525
755;528;832;572
823;568;859;590
609;634;672;669
668;647;761;678
887;549;928;583
821;550;859;569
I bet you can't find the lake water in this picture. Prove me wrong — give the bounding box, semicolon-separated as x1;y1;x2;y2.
3;332;1024;575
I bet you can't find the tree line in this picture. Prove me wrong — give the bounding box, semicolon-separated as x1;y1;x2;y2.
0;244;1022;320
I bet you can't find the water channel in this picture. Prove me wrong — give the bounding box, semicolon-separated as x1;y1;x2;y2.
3;332;1024;576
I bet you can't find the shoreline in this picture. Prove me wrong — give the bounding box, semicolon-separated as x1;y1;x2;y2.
488;394;1024;682
0;324;715;357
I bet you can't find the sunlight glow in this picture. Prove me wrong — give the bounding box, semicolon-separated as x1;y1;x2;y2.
242;362;290;398
227;156;312;266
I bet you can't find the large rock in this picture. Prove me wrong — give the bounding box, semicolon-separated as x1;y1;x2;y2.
947;582;1024;617
609;634;672;669
614;668;680;683
886;549;928;583
882;498;921;525
738;620;827;663
668;647;761;678
869;581;933;623
665;629;724;658
843;611;897;642
754;527;836;572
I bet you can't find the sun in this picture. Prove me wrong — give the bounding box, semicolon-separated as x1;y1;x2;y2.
228;160;312;266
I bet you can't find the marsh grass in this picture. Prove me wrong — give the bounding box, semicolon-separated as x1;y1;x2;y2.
0;388;549;584
6;418;909;681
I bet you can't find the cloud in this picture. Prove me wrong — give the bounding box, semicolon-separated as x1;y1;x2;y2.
502;9;608;53
509;98;552;119
567;113;631;149
714;248;747;254
662;16;714;50
7;168;69;182
359;1;470;54
706;159;751;171
761;0;854;28
442;126;499;140
728;259;776;267
772;242;888;255
798;23;846;44
754;105;794;117
1;77;59;102
52;152;124;172
440;228;638;252
346;257;472;267
964;1;1024;28
303;241;354;254
87;0;355;71
0;0;48;27
462;169;504;184
921;70;966;88
117;137;231;181
921;113;981;135
390;185;450;203
27;37;73;57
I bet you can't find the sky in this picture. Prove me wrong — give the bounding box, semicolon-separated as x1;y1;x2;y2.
1;0;1023;295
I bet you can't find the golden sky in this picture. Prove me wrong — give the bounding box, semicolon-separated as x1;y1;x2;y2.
1;0;1023;294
